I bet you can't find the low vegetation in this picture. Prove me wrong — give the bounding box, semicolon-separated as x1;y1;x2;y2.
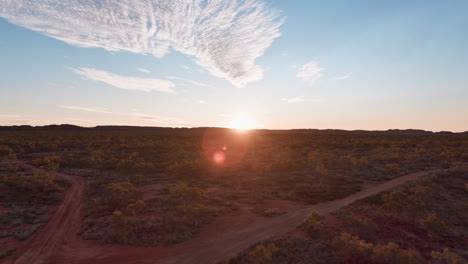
226;167;468;263
0;126;466;250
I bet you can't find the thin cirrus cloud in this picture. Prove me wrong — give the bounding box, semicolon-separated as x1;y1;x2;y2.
281;97;319;103
137;68;151;73
296;61;324;85
0;0;283;87
168;76;215;89
58;105;112;114
72;67;176;94
333;72;352;80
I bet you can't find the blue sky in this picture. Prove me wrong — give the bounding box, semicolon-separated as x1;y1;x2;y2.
0;0;467;131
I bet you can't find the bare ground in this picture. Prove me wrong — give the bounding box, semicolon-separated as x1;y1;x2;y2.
3;163;439;264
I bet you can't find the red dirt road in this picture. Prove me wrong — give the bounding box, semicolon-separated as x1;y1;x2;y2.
3;165;438;264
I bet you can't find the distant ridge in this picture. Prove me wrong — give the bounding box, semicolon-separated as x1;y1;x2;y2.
0;124;466;134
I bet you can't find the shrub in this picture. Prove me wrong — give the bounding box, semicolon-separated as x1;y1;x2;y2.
1;173;64;193
333;233;423;264
166;158;206;179
372;242;423;264
381;191;425;215
129;173;144;185
111;210;126;242
249;243;279;262
344;214;379;237
169;184;203;206
104;182;141;209
117;152;153;173
431;248;467;264
419;213;448;237
303;210;324;235
7;163;19;173
386;163;401;175
332;232;373;259
32;156;60;171
125;200;146;216
0;145;13;156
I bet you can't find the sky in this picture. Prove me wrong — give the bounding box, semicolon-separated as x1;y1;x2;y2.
0;0;467;132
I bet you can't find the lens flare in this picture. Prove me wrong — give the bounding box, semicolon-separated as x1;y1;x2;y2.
213;151;226;164
202;128;249;167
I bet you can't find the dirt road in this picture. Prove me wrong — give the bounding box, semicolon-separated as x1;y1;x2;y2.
4;164;437;264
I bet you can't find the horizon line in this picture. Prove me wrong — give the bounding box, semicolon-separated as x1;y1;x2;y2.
0;123;466;134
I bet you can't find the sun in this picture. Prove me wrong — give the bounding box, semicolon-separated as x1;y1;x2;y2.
230;113;258;131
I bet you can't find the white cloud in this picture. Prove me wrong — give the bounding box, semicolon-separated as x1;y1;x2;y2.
1;0;283;87
281;97;319;103
333;72;352;80
137;68;151;73
58;105;112;113
198;100;207;104
168;76;215;89
72;67;176;93
296;61;324;84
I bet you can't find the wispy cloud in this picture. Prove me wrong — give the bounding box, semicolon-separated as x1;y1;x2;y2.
296;61;324;84
131;112;191;127
137;68;150;73
1;0;283;87
281;97;319;103
72;67;176;93
333;72;352;80
58;105;112;113
168;76;215;89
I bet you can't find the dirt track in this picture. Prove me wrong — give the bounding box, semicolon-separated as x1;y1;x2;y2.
4;164;438;264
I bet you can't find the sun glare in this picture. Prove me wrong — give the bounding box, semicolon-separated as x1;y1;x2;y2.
230;114;257;131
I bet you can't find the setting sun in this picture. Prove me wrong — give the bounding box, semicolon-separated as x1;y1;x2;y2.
230;114;258;131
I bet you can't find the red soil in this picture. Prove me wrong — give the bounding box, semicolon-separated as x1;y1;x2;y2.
3;162;439;264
